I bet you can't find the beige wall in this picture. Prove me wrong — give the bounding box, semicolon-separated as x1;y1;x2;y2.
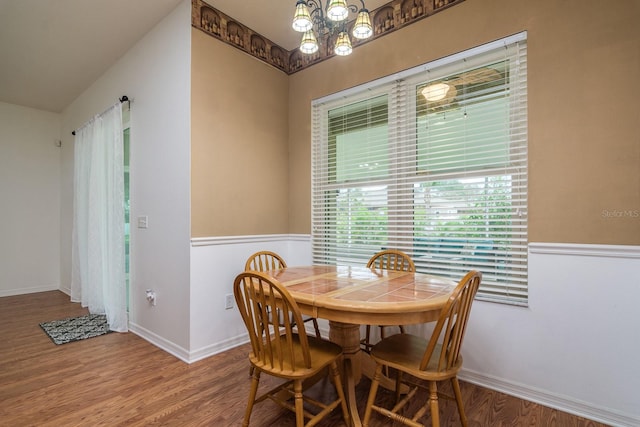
191;0;640;245
287;0;640;244
191;29;290;237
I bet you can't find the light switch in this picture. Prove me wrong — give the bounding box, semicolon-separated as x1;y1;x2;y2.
137;216;148;229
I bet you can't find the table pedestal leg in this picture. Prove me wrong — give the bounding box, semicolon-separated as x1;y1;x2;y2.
327;321;406;426
329;321;362;426
329;321;362;382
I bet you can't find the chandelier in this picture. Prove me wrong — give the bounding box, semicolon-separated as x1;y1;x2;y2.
292;0;373;56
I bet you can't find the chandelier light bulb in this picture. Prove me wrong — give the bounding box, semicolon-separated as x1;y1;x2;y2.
327;0;349;21
292;0;313;32
334;31;353;56
300;30;319;54
352;9;373;39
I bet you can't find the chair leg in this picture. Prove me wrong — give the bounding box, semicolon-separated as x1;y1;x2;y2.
294;379;304;427
399;325;405;334
312;318;321;338
363;364;383;427
428;381;440;427
451;377;468;427
330;361;351;426
378;326;390;377
242;370;261;427
395;371;403;404
379;325;392;377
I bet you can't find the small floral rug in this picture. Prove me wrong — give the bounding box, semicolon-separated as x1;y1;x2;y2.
39;314;111;345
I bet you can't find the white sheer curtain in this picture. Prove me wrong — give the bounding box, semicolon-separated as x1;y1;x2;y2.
71;102;128;332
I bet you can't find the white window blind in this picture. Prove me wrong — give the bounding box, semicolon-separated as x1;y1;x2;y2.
311;33;528;305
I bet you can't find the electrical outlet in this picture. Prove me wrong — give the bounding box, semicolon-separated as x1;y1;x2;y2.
145;289;156;306
225;294;233;310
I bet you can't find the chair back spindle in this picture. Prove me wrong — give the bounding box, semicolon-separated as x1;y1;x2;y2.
367;249;415;272
244;251;287;272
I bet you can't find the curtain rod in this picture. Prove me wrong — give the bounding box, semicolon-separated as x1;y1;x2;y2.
71;96;129;136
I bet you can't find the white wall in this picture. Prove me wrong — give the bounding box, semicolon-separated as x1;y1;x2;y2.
0;102;61;296
189;234;313;362
460;243;640;426
190;237;640;426
60;0;192;350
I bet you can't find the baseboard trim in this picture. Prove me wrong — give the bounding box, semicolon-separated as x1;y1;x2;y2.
128;322;191;363
0;284;59;298
129;323;251;365
188;335;250;364
459;368;639;427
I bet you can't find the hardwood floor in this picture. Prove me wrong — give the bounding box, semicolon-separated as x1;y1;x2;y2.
0;291;608;426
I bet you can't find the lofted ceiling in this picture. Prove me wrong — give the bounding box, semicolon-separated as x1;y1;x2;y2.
0;0;389;113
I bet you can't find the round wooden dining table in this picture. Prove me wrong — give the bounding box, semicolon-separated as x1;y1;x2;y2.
261;265;458;426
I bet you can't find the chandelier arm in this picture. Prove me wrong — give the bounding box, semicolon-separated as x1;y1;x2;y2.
306;0;325;18
305;0;327;31
347;4;359;14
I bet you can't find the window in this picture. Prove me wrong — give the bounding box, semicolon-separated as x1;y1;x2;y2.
311;33;528;305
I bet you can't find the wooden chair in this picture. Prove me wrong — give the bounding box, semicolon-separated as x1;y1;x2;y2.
362;270;482;427
244;250;288;272
361;249;416;353
244;251;321;339
234;271;351;427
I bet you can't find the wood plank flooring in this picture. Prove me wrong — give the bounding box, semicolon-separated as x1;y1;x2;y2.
0;291;609;426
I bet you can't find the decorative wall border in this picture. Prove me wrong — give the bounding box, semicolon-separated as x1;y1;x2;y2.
191;0;465;74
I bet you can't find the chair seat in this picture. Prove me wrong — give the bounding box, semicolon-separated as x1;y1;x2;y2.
371;333;462;380
250;334;343;378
